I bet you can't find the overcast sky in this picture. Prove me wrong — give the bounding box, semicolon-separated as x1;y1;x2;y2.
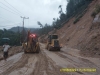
0;0;67;29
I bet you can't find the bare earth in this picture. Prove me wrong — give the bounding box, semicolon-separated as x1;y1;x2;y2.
0;44;100;75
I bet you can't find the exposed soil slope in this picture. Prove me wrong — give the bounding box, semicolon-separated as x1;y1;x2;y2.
53;0;100;57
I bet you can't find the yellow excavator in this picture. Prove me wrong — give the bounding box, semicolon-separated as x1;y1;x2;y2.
46;34;62;51
22;31;40;53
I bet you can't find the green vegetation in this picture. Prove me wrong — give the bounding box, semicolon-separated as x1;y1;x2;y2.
91;4;100;18
73;17;80;24
0;29;21;46
37;23;53;35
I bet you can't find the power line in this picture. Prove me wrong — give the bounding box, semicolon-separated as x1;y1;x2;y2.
0;16;22;27
0;5;20;16
4;0;25;16
0;1;22;16
21;16;29;42
0;16;13;22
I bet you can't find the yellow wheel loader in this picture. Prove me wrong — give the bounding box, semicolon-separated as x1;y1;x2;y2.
22;31;40;53
46;34;61;51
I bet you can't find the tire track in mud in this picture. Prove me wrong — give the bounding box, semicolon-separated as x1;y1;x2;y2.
59;51;100;68
1;43;100;75
31;50;67;75
40;43;100;75
40;44;87;74
0;54;29;75
56;51;99;67
53;51;100;75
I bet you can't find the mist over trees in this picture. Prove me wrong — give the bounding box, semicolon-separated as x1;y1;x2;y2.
37;0;93;35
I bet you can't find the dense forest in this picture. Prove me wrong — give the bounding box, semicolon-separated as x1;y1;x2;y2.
0;29;21;46
0;0;93;46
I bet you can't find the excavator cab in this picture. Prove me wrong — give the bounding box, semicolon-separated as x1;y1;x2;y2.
46;34;61;51
48;35;58;44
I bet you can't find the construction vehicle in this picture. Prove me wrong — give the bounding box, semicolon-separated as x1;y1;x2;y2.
22;31;40;53
46;34;61;51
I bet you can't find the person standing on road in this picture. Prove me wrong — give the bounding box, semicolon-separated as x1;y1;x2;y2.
3;42;10;61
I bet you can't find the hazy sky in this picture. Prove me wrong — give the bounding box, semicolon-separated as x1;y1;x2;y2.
0;0;67;29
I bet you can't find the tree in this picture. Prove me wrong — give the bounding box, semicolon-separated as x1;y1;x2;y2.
58;5;63;14
0;29;21;46
37;21;43;28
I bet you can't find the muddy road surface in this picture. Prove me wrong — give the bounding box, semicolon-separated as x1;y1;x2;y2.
0;43;100;75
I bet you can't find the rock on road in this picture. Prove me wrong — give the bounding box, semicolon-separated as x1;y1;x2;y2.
0;43;100;75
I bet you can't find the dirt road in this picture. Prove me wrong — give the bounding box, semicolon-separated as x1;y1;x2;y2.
0;43;100;75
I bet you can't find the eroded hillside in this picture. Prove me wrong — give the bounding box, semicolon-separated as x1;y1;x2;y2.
41;0;100;57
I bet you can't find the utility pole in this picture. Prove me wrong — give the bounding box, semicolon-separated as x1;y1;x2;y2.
21;16;29;43
18;26;20;45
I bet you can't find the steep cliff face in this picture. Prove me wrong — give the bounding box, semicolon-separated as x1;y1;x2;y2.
55;0;100;57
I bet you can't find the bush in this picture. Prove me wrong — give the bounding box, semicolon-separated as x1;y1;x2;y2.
73;17;80;24
91;11;97;18
73;14;83;24
95;4;100;13
91;4;100;18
